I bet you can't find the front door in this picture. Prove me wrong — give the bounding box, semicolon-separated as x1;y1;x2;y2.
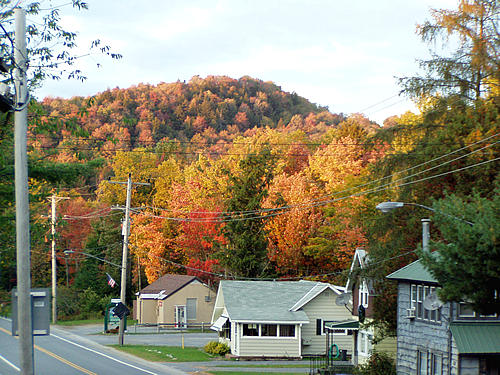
175;305;186;328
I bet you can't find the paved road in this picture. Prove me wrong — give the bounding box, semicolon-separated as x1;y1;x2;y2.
0;317;187;375
1;319;310;374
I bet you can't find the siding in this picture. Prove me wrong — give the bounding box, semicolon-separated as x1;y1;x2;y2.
159;282;215;324
238;333;300;357
138;299;157;324
396;282;458;375
301;288;353;355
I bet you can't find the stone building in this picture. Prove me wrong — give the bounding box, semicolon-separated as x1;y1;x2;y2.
387;258;500;375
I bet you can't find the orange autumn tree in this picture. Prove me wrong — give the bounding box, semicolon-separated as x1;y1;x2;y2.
130;212;184;284
175;209;226;284
263;173;323;277
305;131;386;279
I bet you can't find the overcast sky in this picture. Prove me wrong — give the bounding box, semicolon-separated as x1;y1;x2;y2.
34;0;457;125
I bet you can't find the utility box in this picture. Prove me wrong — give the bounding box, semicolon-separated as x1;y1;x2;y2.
11;288;50;336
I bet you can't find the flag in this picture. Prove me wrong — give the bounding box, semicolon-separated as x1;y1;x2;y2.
106;273;116;288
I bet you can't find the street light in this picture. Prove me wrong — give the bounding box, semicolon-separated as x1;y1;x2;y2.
376;201;474;253
63;250;123;269
376;201;473;225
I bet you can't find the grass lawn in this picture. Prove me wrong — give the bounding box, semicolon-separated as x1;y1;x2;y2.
56;318;137;326
215;363;310;368
207;372;307;375
109;344;215;362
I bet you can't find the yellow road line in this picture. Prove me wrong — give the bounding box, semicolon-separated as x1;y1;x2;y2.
0;326;12;335
34;344;97;375
0;326;96;374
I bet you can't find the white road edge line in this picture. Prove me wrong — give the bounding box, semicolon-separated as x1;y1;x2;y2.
50;333;159;375
0;317;20;372
0;353;20;372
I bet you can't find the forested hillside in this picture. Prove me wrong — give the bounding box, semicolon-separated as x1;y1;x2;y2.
0;0;498;329
35;75;362;164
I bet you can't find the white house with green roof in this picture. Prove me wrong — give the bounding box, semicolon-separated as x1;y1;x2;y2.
210;280;353;358
387;258;500;375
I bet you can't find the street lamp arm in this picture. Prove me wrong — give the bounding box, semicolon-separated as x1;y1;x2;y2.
64;250;123;269
376;201;473;226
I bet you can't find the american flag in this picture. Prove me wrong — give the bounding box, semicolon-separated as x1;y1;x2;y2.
106;273;116;288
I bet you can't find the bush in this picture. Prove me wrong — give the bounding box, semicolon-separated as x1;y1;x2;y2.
204;341;230;356
355;351;396;375
58;286;110;321
0;289;11;317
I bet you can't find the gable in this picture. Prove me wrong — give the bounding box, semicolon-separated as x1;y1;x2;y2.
138;274;205;299
290;283;342;311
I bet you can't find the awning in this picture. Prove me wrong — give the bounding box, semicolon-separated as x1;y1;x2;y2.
325;320;359;330
451;322;500;354
210;316;228;332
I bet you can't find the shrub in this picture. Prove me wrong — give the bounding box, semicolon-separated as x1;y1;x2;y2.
204;341;230;356
355;351;396;375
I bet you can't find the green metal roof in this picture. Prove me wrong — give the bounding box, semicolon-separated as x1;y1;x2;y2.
451;321;500;354
386;259;438;284
220;280;324;323
325;320;359;330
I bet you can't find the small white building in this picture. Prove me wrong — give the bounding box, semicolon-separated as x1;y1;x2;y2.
210;280;353;358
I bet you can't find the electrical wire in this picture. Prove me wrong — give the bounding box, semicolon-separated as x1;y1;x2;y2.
125;136;499;221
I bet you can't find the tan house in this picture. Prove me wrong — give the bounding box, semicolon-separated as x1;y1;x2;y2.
136;274;215;327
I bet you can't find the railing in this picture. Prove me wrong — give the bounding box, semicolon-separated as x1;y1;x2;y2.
133;322;213;333
306;354;355;375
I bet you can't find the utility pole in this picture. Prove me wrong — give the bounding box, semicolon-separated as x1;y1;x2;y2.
14;7;34;375
107;174;149;346
49;194;69;324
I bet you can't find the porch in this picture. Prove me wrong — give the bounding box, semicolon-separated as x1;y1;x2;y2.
308;319;359;375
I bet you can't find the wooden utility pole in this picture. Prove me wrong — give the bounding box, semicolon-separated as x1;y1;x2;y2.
106;174;149;346
49;194;69;324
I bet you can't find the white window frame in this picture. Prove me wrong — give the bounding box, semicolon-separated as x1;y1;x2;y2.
411;284;441;323
358;330;373;356
241;323;297;339
359;280;369;308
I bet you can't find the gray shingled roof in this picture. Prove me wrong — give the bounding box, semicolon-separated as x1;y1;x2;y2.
220;280;327;323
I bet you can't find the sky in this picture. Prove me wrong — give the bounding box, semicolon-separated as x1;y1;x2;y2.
34;0;457;125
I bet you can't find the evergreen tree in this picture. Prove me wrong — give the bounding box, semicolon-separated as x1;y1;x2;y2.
400;0;499;102
222;149;275;278
421;188;500;315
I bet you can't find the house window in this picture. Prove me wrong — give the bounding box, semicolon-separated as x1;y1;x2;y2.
458;302;497;318
186;298;197;320
417;285;424;318
316;319;325;335
458;302;475;317
242;323;259;336
430;352;443;375
359;331;373;356
359;280;369;308
261;324;277;337
222;320;231;339
411;284;441;322
279;324;295;337
417;349;428;375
